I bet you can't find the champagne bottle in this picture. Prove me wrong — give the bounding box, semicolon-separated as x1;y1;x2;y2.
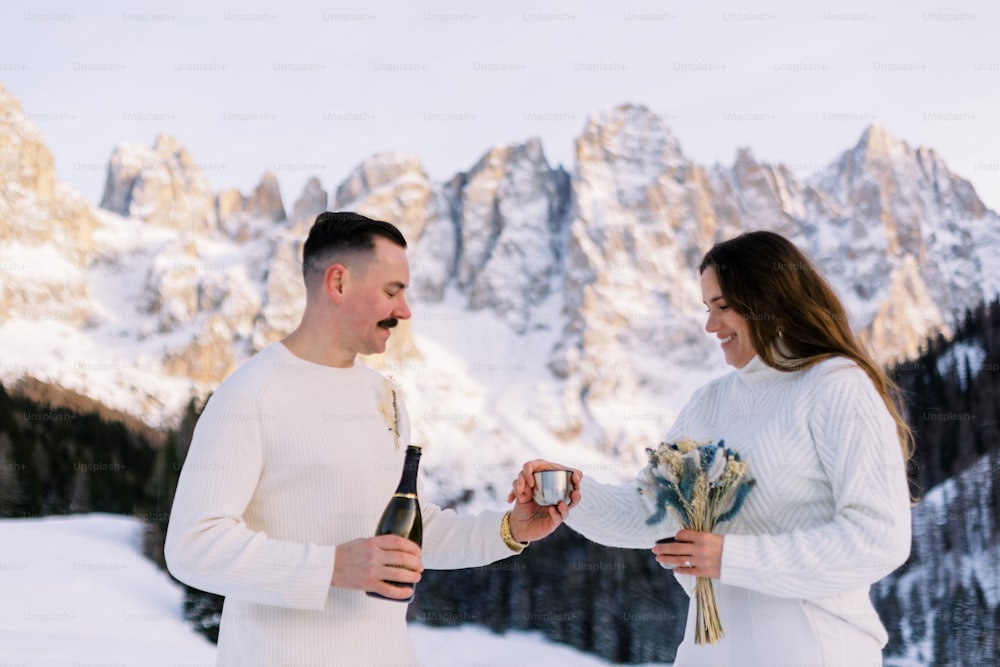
366;445;423;602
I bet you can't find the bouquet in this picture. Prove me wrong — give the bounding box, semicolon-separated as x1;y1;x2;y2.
636;439;755;645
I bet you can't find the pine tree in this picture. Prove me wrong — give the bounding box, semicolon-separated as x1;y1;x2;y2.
908;583;927;646
0;433;25;516
971;580;995;661
931;582;965;666
879;588;905;656
183;585;224;644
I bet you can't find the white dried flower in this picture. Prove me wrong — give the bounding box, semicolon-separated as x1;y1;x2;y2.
706;445;728;484
379;376;401;449
655;460;679;485
685;449;702;471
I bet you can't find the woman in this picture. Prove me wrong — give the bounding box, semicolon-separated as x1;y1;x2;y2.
513;231;912;666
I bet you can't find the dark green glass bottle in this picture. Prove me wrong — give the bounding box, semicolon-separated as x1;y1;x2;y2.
366;445;423;602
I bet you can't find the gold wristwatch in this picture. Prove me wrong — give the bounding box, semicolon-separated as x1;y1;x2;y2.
500;510;529;552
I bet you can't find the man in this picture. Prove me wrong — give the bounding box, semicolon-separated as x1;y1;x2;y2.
165;211;578;666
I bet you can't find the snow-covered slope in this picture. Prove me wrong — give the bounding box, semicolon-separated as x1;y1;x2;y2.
0;514;216;665
0;513;664;666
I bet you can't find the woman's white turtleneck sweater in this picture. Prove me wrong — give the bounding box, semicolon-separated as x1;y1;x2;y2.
566;354;912;648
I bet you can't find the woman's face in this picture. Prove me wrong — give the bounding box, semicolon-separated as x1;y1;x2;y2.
700;266;756;369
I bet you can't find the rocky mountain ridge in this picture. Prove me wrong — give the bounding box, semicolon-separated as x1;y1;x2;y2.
2;83;998;485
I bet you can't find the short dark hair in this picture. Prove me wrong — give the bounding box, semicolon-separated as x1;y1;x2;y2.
302;211;407;279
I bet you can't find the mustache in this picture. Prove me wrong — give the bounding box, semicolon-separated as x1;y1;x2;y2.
377;318;399;329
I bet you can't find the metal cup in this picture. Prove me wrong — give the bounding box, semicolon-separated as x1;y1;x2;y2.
532;469;573;506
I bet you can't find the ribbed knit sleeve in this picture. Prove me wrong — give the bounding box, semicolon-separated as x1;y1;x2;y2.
719;364;912;599
565;383;711;549
566;476;679;548
422;507;518;568
164;386;336;610
566;380;709;549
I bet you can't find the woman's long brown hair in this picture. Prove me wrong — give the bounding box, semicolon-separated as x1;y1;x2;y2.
699;230;913;465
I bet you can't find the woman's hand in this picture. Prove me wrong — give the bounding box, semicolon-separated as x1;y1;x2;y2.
507;459;582;507
651;529;724;579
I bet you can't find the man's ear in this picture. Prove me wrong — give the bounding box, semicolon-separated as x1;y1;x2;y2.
324;263;349;303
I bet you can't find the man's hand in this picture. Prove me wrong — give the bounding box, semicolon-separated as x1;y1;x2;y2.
330;535;423;600
506;459;583;543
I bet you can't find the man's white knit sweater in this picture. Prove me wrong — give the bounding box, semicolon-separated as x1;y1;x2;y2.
566;355;912;647
165;342;519;666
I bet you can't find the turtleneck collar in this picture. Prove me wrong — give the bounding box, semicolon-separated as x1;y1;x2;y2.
736;354;785;384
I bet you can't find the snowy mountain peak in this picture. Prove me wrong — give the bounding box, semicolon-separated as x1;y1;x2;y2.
334;152;427;209
329;152;437;249
452;137;568;331
0;81;23;114
100;134;217;235
471;136;549;172
0;85;97;328
246;170;286;222
821;124;988;220
289;176;328;232
153;132;181;157
576;104;686;176
856;123;911;164
810;124;1000;334
215;170;289;242
0;82;56;199
732;146;758;169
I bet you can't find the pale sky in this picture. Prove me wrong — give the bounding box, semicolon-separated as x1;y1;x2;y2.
2;0;998;211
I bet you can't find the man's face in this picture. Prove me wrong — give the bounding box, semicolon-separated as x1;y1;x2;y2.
340;236;412;357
